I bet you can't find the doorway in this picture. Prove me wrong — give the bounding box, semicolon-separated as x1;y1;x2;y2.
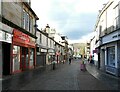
21;47;29;71
2;42;11;75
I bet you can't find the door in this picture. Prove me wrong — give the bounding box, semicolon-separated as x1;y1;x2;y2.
2;42;11;75
21;47;29;71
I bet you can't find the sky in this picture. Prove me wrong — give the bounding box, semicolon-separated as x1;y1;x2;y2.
31;0;109;44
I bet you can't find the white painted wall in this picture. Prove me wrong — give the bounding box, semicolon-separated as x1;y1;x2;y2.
41;34;47;47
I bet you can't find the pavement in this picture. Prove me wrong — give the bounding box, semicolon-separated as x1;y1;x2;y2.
86;62;120;90
1;59;120;91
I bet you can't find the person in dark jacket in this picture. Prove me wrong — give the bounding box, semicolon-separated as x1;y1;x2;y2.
69;57;72;64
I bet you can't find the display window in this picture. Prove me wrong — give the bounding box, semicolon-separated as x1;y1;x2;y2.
13;45;21;72
29;48;34;67
107;46;115;67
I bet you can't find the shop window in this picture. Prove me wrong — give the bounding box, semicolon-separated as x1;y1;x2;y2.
13;46;20;71
30;48;34;66
107;46;115;67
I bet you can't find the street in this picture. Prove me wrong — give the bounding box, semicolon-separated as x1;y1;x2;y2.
2;59;112;90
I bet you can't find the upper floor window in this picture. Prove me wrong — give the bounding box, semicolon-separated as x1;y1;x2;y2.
99;25;102;34
50;40;52;47
29;16;33;33
40;34;42;44
46;38;48;46
23;10;26;29
114;5;119;30
26;13;29;31
22;9;29;31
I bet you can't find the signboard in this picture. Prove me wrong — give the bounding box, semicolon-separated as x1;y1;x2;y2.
0;30;12;43
41;49;47;52
13;29;35;47
102;30;120;44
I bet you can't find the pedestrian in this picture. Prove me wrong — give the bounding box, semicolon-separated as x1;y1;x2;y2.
80;60;86;71
69;57;71;64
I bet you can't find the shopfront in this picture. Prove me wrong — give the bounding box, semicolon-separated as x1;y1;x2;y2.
12;29;36;74
48;49;55;64
118;41;120;76
0;22;13;75
102;30;120;76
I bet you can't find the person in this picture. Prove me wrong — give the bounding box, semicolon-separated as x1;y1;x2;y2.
69;56;72;64
80;59;86;71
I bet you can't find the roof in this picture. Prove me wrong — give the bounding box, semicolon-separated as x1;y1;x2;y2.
23;2;39;20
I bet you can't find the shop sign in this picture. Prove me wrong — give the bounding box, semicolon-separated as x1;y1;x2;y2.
102;30;120;44
0;30;12;43
13;29;30;42
13;29;35;46
41;49;47;52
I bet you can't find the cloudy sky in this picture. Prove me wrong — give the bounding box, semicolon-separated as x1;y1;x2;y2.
31;0;109;44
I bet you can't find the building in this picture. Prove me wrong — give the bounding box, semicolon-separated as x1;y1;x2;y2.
90;35;98;66
73;43;86;58
44;24;65;63
68;44;74;58
95;0;120;76
86;42;90;59
61;36;69;62
1;0;39;75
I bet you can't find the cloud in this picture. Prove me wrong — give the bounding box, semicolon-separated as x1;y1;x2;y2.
68;32;95;44
31;0;109;42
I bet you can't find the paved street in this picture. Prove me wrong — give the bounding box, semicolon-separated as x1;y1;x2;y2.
2;59;117;90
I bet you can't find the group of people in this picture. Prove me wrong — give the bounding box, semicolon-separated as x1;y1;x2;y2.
88;55;94;64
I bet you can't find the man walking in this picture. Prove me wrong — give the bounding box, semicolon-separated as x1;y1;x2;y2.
69;56;72;64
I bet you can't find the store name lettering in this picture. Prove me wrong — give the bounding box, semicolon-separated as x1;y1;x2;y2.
112;34;120;39
14;29;30;42
18;34;30;42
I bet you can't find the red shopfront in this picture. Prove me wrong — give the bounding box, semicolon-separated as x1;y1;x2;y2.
11;29;36;74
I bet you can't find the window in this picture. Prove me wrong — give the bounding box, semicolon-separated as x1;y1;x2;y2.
13;46;20;71
50;40;52;47
29;16;33;33
23;10;26;29
22;9;30;31
99;25;102;36
29;48;34;66
46;38;48;46
27;13;29;31
107;46;115;67
114;5;119;30
40;34;42;44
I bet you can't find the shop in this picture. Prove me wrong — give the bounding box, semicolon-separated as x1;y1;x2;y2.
12;29;36;74
117;41;120;76
102;30;120;76
0;22;13;75
48;49;55;64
